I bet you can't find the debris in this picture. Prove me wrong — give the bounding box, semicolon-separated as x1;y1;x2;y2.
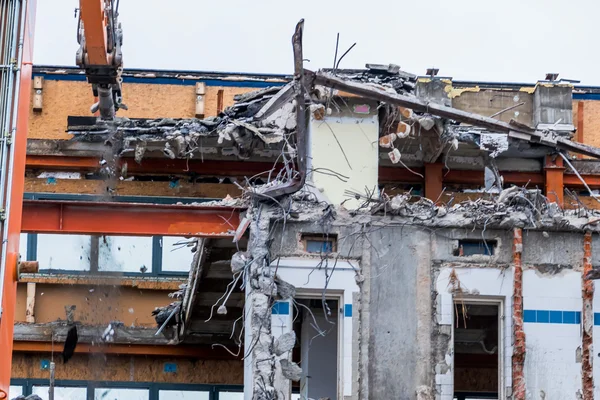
388;148;401;164
274;331;296;356
280;359;303;381
274;275;296;300
231;251;249;274
101;323;115;343
62;325;78;364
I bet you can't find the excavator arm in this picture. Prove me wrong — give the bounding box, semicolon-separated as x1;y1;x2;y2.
76;0;126;120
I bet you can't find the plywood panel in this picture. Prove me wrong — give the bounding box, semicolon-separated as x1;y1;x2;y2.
15;284;171;326
579;100;600;149
24;177;241;198
12;352;243;384
28;80;257;140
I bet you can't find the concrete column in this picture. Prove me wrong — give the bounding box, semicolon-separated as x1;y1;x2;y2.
544;155;564;207
244;208;276;400
424;163;443;202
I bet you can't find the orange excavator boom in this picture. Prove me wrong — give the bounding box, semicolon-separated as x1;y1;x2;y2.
76;0;126;120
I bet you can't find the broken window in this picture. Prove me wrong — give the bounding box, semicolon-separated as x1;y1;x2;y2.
32;233;195;275
302;234;337;254
160;236;195;273
455;240;496;257
453;302;500;400
37;234;92;271
97;235;153;273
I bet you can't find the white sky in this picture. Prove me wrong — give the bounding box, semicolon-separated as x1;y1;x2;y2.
32;0;600;85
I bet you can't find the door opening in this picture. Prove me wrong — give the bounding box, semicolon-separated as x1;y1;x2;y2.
453;302;500;400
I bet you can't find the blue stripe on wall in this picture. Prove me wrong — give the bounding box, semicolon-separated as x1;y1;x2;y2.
272;301;290;315
524;309;581;324
344;304;352;318
32;73;286;88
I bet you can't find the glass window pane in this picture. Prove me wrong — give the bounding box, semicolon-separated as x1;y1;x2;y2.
219;392;243;400
161;236;195;273
32;386;86;400
9;385;23;398
98;235;153;273
19;233;27;262
159;390;210;400
37;234;91;271
94;388;149;400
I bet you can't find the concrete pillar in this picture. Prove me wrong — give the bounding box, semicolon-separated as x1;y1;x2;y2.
244;208;276;400
424;163;443;202
544;155;564;207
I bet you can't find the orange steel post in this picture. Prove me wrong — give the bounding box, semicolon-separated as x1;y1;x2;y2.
79;0;109;65
424;163;443;202
21;200;241;237
544;155;565;206
0;0;36;396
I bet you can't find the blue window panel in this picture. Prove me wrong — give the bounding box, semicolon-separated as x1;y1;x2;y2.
576;311;582;325
272;301;290;315
523;309;536;323
595;313;600;326
344;304;352;318
459;240;494;256
537;310;550;323
306;240;333;254
563;311;576;324
550;311;562;324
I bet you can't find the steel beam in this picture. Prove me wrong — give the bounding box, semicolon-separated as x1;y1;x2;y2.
21;199;240;237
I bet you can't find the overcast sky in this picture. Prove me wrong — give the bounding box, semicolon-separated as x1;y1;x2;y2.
32;0;600;85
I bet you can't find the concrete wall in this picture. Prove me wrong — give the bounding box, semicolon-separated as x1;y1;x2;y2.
366;226;432;399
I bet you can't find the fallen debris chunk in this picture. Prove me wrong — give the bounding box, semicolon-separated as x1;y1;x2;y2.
280;359;303;381
274;331;296;356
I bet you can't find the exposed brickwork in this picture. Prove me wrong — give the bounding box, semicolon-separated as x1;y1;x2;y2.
512;227;526;400
582;232;594;400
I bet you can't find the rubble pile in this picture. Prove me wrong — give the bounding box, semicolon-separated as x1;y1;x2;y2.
67;84;296;161
325;63;417;94
369;186;585;229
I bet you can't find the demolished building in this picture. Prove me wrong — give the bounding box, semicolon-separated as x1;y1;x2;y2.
11;29;600;400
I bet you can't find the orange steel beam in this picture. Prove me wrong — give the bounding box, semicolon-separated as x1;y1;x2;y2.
0;0;36;396
545;155;565;206
13;341;238;360
26;155;280;177
79;0;109;65
21;200;240;237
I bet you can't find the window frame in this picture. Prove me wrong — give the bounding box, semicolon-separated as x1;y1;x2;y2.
301;234;338;254
25;232;194;277
9;380;299;400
